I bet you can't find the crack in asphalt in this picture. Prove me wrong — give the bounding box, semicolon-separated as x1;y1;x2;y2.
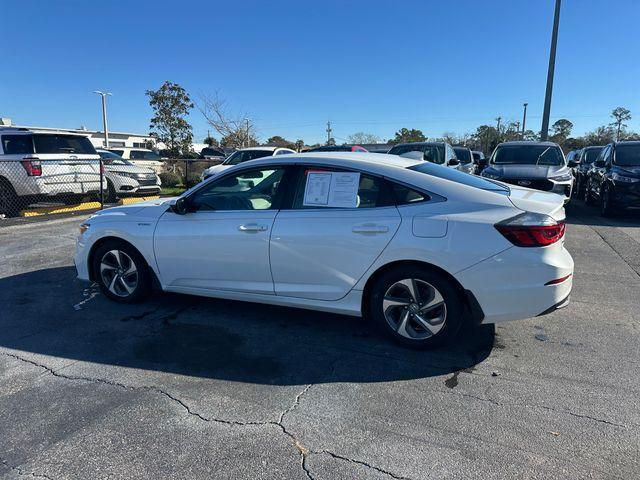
2;352;413;480
447;388;627;428
0;458;54;479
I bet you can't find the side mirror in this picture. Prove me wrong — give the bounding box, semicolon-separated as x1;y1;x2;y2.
448;158;460;167
568;159;579;168
170;197;189;215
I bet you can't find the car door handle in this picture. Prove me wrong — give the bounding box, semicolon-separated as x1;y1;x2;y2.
238;223;268;232
352;224;389;234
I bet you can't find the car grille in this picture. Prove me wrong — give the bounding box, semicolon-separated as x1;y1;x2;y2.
137;177;157;186
501;178;554;191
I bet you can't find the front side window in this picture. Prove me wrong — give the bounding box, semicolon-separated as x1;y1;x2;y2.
492;145;564;166
1;135;34;154
614;144;640;166
190;167;286;211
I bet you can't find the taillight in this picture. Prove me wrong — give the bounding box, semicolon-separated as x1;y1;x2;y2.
21;157;42;176
495;212;565;248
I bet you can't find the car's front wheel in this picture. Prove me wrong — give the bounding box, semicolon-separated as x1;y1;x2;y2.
600;183;614;217
92;240;151;303
368;266;463;348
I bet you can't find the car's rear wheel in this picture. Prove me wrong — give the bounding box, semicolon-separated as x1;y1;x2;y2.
92;240;151;303
0;180;20;217
105;180;117;204
368;266;463;348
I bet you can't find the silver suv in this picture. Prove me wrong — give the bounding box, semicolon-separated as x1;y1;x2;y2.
0;127;102;217
480;141;573;202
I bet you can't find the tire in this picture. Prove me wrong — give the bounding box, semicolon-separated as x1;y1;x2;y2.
0;180;20;218
105;180;117;204
368;266;464;349
600;184;614;217
92;240;151;303
583;181;594;205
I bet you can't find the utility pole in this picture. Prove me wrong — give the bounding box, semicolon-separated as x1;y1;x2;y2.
93;91;112;148
245;119;250;148
521;102;528;139
326;121;332;145
540;0;562;141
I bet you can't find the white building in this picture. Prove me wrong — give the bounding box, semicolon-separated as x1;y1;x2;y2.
0;118;206;152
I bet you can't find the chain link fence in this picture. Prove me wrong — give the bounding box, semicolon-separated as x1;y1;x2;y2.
0;158;224;219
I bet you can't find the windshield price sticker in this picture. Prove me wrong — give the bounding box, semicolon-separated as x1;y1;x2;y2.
303;171;360;208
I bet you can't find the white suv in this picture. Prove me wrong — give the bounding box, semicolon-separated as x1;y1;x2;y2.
0;127;102;217
201;146;295;180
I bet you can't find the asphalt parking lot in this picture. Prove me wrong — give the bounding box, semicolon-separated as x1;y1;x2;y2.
1;202;639;480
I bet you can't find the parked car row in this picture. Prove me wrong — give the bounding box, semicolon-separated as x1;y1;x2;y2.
0;126;162;216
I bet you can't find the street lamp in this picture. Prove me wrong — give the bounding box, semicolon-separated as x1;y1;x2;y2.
540;0;562;141
93;91;112;148
522;103;528;139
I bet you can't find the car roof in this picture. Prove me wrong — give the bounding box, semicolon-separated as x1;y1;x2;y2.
498;141;560;147
391;141;446;147
614;140;640;146
0;126;87;137
240;146;293;152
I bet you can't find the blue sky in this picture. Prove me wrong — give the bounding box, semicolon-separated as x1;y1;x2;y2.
1;0;638;144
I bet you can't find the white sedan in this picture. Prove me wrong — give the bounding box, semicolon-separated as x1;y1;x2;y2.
75;153;573;348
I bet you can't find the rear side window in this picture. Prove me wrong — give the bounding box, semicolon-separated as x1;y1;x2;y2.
292;168;394;209
1;135;34;154
391;183;428;205
32;134;95;154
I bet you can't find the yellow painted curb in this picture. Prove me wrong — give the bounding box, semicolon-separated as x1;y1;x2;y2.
20;201;102;217
119;196;160;205
19;196;160;217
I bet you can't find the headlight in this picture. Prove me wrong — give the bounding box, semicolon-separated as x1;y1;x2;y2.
612;173;640;183
551;172;573;182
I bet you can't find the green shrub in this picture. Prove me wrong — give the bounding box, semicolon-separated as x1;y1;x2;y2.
159;171;181;187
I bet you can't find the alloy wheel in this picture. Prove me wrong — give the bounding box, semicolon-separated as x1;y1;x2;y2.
382;278;447;340
99;249;139;297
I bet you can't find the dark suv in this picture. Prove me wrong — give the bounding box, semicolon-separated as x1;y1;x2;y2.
573;146;604;197
584;141;640;216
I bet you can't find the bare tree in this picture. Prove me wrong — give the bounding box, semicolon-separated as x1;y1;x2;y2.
197;92;258;148
346;132;380;144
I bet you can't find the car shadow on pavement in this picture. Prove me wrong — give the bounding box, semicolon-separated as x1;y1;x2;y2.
1;266;495;385
566;201;640;227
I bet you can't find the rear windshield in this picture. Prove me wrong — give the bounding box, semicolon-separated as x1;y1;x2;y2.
492;144;564;166
1;134;96;155
615;144;640;166
582;147;603;164
388;144;445;164
408;162;510;194
307;146;351;152
201;148;224;156
453;147;472;164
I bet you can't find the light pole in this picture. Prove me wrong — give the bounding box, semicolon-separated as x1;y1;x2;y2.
540;0;561;141
93;91;112;148
521;103;528;139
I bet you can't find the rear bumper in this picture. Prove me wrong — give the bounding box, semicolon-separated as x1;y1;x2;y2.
454;244;574;324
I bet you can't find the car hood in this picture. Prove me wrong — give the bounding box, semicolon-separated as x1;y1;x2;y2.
89;197;176;221
507;186;565;221
489;164;569;179
203;164;232;176
104;164;155;174
616;165;640;177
